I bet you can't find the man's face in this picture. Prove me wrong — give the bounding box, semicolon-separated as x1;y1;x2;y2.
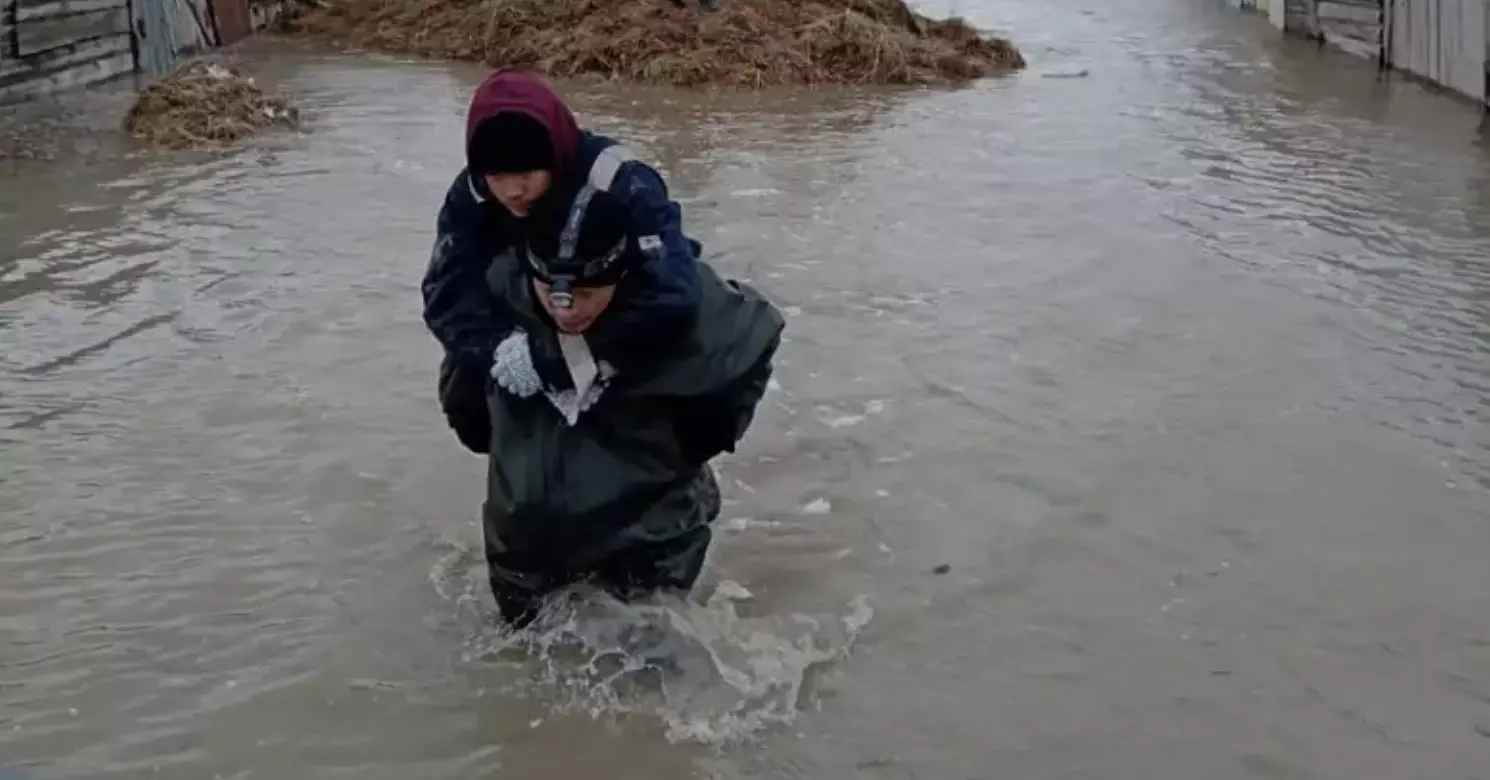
485;170;552;217
532;278;617;334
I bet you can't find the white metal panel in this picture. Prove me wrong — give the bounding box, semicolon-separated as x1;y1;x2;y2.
1270;0;1289;29
1416;0;1435;82
1389;0;1489;102
1426;0;1486;100
1453;0;1486;100
1438;0;1458;89
1392;0;1433;82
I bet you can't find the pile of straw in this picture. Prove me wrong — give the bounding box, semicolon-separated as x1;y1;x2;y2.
123;61;300;149
285;0;1025;87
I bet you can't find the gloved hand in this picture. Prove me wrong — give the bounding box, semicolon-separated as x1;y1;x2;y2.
491;329;543;398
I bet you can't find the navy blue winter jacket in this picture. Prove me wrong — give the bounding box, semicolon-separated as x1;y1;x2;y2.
423;136;703;378
422;69;702;380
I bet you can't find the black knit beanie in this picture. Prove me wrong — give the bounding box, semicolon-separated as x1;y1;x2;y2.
467;112;556;175
525;188;635;285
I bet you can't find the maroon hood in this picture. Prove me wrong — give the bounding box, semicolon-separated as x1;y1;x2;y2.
465;69;582;177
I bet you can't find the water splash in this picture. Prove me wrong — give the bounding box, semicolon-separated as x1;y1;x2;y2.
430;539;872;745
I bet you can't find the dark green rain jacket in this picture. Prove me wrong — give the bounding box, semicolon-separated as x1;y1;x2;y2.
439;252;784;583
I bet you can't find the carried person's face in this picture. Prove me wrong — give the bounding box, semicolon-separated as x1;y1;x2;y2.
485;170;552;217
533;279;617;334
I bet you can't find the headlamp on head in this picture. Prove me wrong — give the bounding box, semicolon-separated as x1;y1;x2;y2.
523;183;630;309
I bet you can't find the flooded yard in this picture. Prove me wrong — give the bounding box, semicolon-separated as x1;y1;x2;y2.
4;0;1490;777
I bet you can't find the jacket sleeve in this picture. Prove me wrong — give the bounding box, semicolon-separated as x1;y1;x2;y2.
677;331;781;465
438;350;491;455
421;172;513;375
606;159;703;341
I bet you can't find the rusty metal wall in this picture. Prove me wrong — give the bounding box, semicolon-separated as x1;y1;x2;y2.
209;0;249;46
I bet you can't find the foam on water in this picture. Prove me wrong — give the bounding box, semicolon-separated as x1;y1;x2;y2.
429;538;873;746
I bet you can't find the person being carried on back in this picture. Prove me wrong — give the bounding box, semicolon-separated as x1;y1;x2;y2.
422;68;784;627
422;68;703;404
447;176;784;629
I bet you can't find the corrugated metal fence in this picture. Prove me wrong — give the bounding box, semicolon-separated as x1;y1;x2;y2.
1247;0;1489;108
1384;0;1489;105
134;0;179;77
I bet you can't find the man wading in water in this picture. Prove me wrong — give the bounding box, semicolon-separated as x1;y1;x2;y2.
422;69;783;627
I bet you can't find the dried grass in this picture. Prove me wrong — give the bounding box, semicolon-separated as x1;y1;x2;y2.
284;0;1025;87
123;61;301;149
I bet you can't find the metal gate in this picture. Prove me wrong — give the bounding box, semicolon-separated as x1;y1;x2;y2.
131;0;178;77
1385;0;1488;102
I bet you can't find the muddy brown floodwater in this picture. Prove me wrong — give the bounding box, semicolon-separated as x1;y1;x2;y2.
6;0;1490;777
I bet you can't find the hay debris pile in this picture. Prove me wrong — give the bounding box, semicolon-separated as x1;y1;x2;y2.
286;0;1026;87
124;61;301;149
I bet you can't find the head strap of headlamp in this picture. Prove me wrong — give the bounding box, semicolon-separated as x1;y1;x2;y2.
523;183;627;308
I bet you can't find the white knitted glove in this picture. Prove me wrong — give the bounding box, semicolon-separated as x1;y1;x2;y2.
490;330;543;398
